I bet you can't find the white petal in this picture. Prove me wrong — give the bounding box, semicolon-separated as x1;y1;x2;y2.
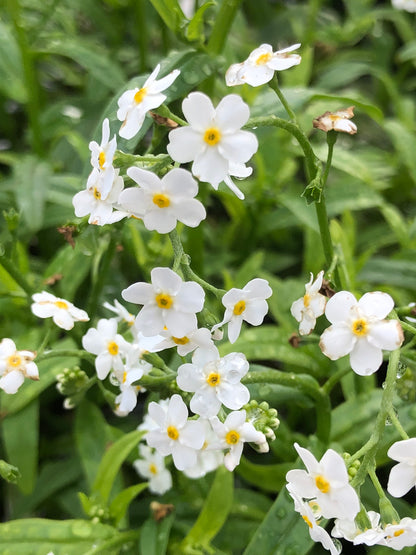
358;291;394;319
182;92;215;130
167;127;205;163
219;130;258;164
192;147;228;186
215;95;250;131
227;317;243;344
0;370;24;394
151;267;182;294
218;382;249;410
368;320;404;351
122;282;154;305
349;340;383;375
388;438;416;462
135;306;165;336
325;291;358;324
388;462;416;497
239;65;274;86
319;325;355;360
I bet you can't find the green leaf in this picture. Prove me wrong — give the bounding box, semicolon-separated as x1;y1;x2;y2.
0;20;26;102
236;457;293;493
182;466;234;549
358;257;416;291
139;513;175;555
148;0;187;34
186;2;215;42
0;518;117;555
0;459;20;484
92;429;144;505
384;119;416;183
109;483;148;526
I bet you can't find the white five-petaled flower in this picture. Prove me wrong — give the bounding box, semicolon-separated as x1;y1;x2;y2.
210;410;266;471
119;167;206;233
387;438;416;498
313;107;357;135
332;511;385;546
392;0;416;13
153;325;215;356
82;318;131;380
225;43;301;87
88;118;117;197
0;338;39;394
31;291;89;330
176;346;250;417
72;168;127;226
290;271;326;335
146;394;205;470
319;291;404;376
212;278;272;343
167;92;258;199
122;267;205;337
117;64;180;140
382;518;416;550
286;443;360;521
133;444;172;495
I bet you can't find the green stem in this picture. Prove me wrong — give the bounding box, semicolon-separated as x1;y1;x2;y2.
369;468;387;500
268;76;297;122
322;365;351;394
399;320;416;335
315;199;334;272
154;104;187;127
322;131;337;187
35;349;95;365
206;0;243;55
388;408;409;440
0;252;34;297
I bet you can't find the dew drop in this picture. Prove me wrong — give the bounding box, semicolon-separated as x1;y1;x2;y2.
276;508;287;519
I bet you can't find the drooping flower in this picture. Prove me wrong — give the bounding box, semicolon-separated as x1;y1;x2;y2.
103;299;135;326
167;92;258;199
382;518;416;550
0;338;38;394
212;278;272;343
117;64;180;140
31;291;89;330
290;271;326;335
332;511;385;547
392;0;416;12
319;291;404;376
176;346;250;417
225;43;301;87
210;410;266;471
286;443;360;521
122;267;205;337
146;394;205;470
118;167;206;233
387;438;416;498
313;107;357;135
73;167;127;226
88;118;117;197
153;325;215;356
133;444;172;495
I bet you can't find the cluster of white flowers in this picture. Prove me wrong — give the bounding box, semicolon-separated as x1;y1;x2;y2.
31;291;89;330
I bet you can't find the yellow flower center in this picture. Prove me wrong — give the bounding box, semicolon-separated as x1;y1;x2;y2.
167;425;179;440
233;300;246;316
203;127;221;146
108;341;119;355
394;529;405;537
7;354;22;368
149;463;158;475
256;52;272;65
303;294;311;308
155;293;173;309
206;372;221;387
153;193;170;208
99;151;106;170
172;336;189;345
302;515;313;529
352;318;368;336
122;371;127;383
329;114;342;122
55;300;68;310
315;475;330;494
134;87;147;104
225;430;240;445
93;187;101;200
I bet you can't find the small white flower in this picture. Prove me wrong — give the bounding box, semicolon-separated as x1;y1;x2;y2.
313;107;357;135
332;512;384;546
154;325;214;356
114;367;145;416
119;167;206;233
212;278;272;343
0;338;38;394
82;318;131;380
319;291;404;376
103;299;135;326
210;410;266;471
225;43;301;87
382;518;416;550
167;92;258;199
146;394;205;470
73;168;127;226
290;271;326;335
89;118;117;197
31;291;89;330
133;444;172;495
286;443;360;521
392;0;416;13
387;438;416;498
117;64;180;140
122;267;205;337
183;419;224;479
177;347;250;417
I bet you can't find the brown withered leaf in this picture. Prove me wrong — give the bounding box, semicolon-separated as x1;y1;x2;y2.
150;501;175;521
57;225;76;248
150;112;178;129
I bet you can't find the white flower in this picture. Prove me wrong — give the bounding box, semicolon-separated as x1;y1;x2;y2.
319;291;404;376
31;291;89;330
210;410;266;471
73;168;127;226
332;512;384;546
290;271;326;335
225;43;301;87
392;0;416;13
114;367;145;416
119;167;206;233
183;419;224;479
0;338;38;394
103;299;135;326
177;347;250;417
138;398;170;435
154;325;214;356
82;318;131;380
133;444;172;495
382;518;416;550
89;118;117;197
286;443;360;521
287;487;341;555
117;64;180;140
313;107;357;135
387;438;416;498
167;92;258;199
122;267;205;337
212;278;272;343
146;394;205;470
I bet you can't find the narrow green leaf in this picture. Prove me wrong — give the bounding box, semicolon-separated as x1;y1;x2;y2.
236;458;293;493
139;513;175;555
109;483;148;526
148;0;186;33
186;2;215;42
